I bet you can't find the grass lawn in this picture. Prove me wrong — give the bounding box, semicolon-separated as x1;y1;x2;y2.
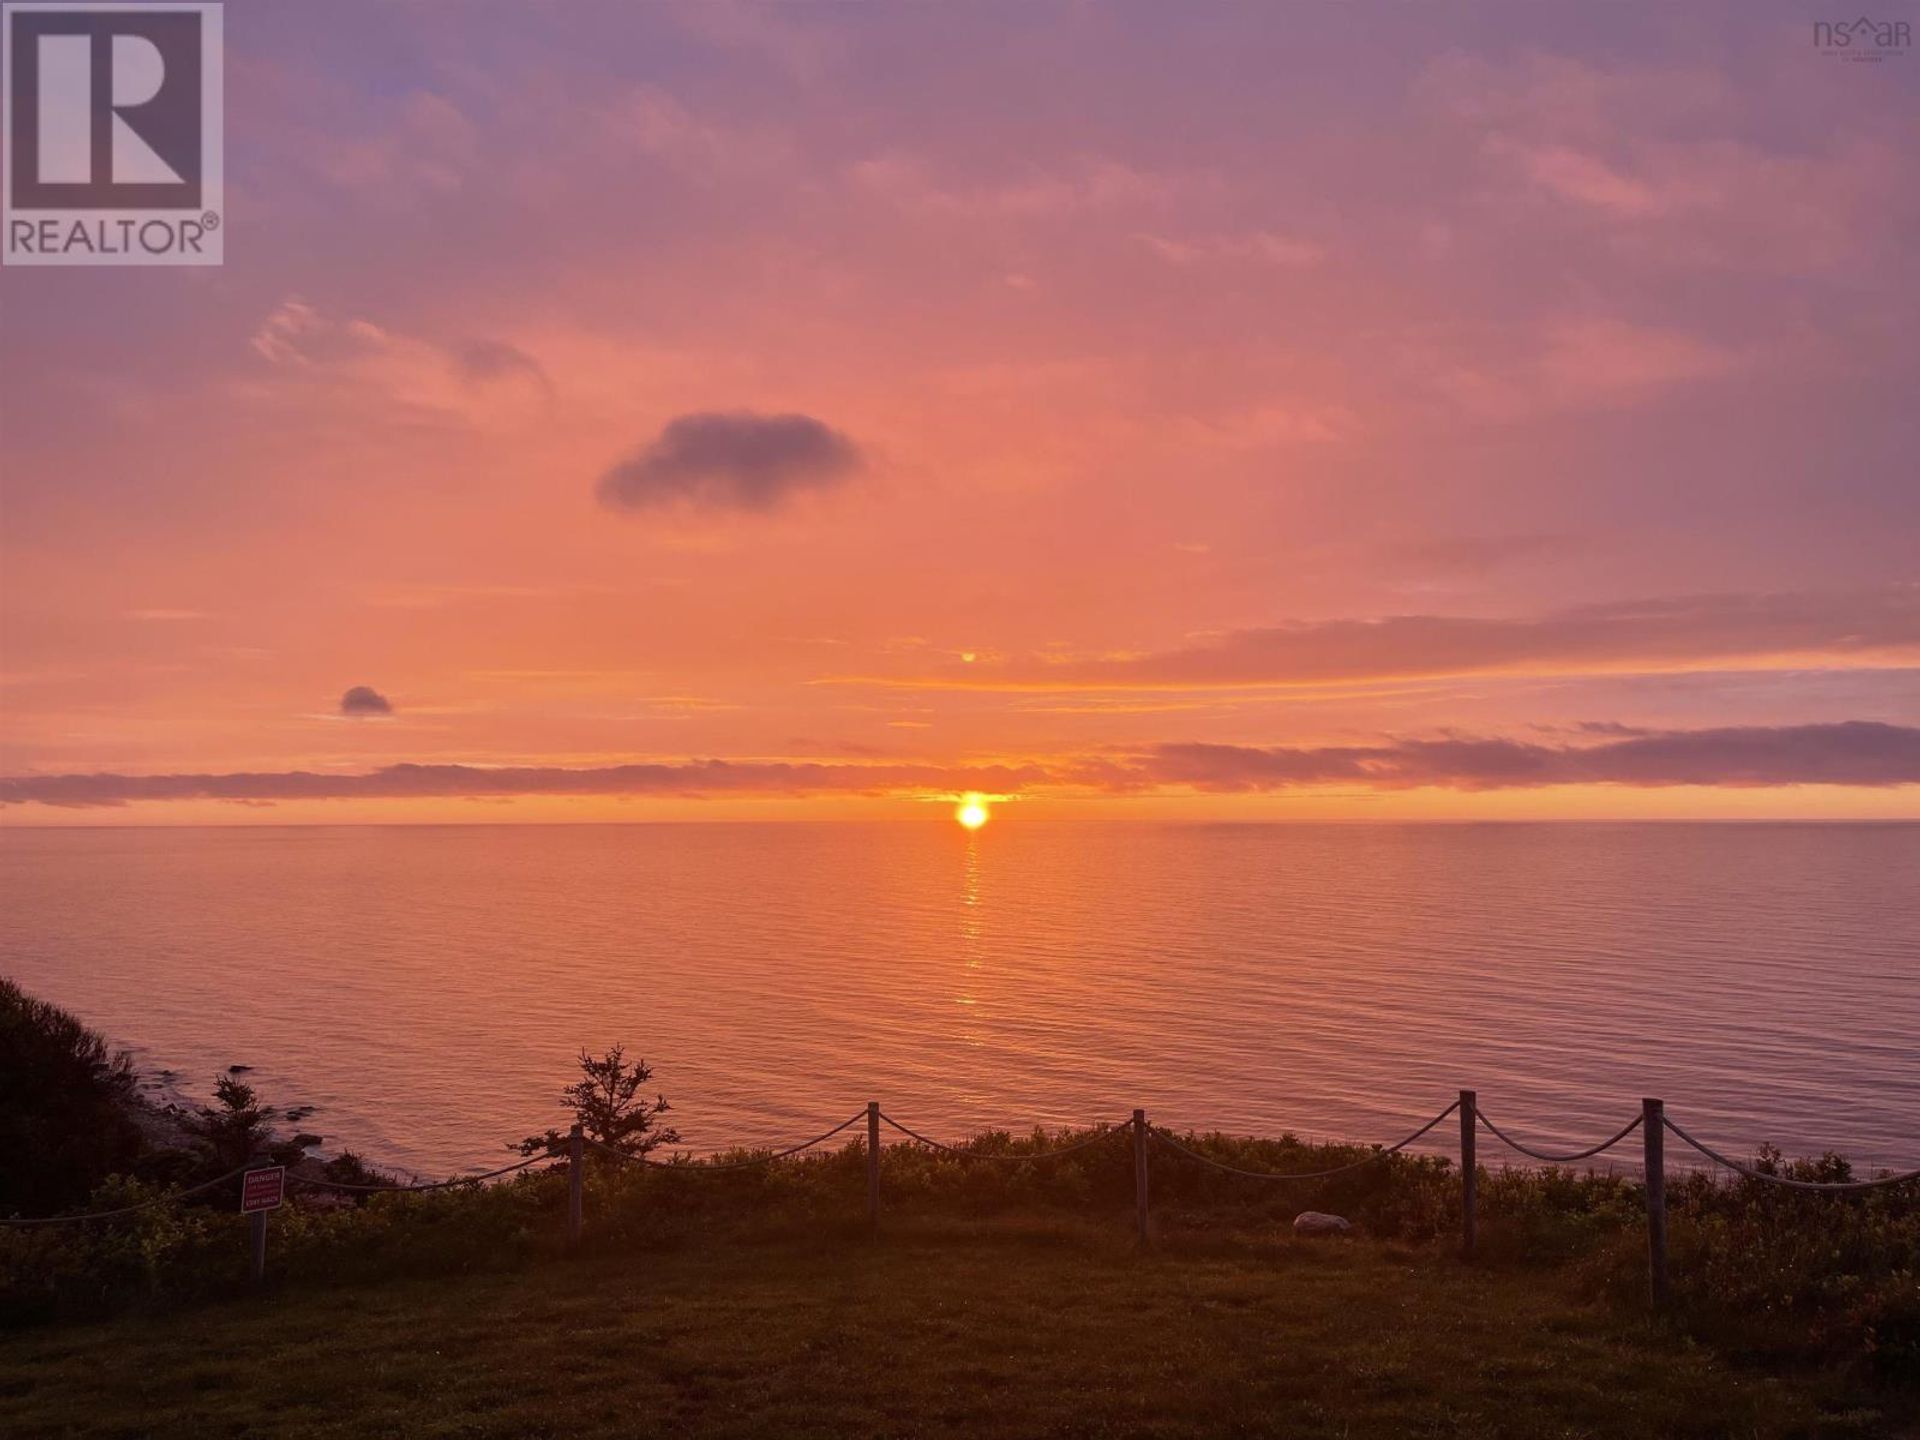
0;1218;1883;1440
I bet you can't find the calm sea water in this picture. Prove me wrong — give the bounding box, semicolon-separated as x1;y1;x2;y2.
2;823;1915;1176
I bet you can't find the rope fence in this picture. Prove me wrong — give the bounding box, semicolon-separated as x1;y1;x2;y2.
289;1152;554;1194
1150;1101;1461;1181
584;1109;868;1171
877;1112;1127;1161
1474;1108;1644;1164
0;1164;254;1228
5;1090;1914;1309
1660;1115;1920;1193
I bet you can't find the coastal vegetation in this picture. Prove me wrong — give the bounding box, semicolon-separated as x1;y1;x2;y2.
515;1044;680;1160
0;979;147;1217
2;984;1914;1435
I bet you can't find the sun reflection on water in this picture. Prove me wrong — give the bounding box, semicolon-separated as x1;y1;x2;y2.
955;829;984;1044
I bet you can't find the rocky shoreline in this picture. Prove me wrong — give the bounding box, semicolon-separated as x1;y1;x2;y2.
117;1058;383;1192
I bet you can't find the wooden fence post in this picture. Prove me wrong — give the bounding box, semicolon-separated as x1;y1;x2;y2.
1643;1098;1668;1307
1132;1108;1151;1245
249;1208;268;1284
867;1101;881;1232
566;1122;584;1251
1459;1089;1477;1259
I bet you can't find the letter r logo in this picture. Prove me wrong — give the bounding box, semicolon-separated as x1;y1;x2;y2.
37;30;184;185
5;4;209;209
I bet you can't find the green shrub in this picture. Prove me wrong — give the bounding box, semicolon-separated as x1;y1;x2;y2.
0;981;148;1215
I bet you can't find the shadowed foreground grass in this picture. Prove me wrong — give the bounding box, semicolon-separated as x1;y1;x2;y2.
0;1219;1886;1440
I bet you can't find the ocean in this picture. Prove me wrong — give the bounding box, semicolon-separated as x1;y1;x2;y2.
2;822;1915;1176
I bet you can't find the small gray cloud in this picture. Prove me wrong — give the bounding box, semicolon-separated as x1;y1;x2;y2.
449;338;551;394
597;411;863;514
339;685;393;717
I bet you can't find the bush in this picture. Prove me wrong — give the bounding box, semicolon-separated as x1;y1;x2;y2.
1479;1153;1920;1387
0;980;147;1216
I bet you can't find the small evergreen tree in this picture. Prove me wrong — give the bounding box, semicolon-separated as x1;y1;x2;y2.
517;1046;680;1159
185;1075;313;1171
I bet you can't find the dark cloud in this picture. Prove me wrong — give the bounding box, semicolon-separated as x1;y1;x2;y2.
857;587;1920;690
5;724;1917;808
596;411;863;513
1130;722;1920;792
449;338;551;393
339;686;394;716
1562;721;1920;788
0;759;1050;809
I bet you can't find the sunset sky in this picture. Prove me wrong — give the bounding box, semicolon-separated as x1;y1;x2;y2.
2;1;1917;823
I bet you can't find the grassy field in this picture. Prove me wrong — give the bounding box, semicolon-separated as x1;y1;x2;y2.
0;1218;1897;1440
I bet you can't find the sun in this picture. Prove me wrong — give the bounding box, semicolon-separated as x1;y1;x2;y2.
955;794;990;830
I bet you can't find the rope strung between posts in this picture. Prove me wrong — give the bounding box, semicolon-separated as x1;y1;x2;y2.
585;1109;868;1170
877;1113;1128;1161
1150;1101;1461;1181
1661;1115;1920;1191
14;1100;1915;1223
0;1163;256;1227
1475;1108;1643;1163
289;1151;554;1193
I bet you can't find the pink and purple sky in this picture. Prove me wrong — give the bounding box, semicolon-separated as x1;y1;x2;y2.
2;1;1917;823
